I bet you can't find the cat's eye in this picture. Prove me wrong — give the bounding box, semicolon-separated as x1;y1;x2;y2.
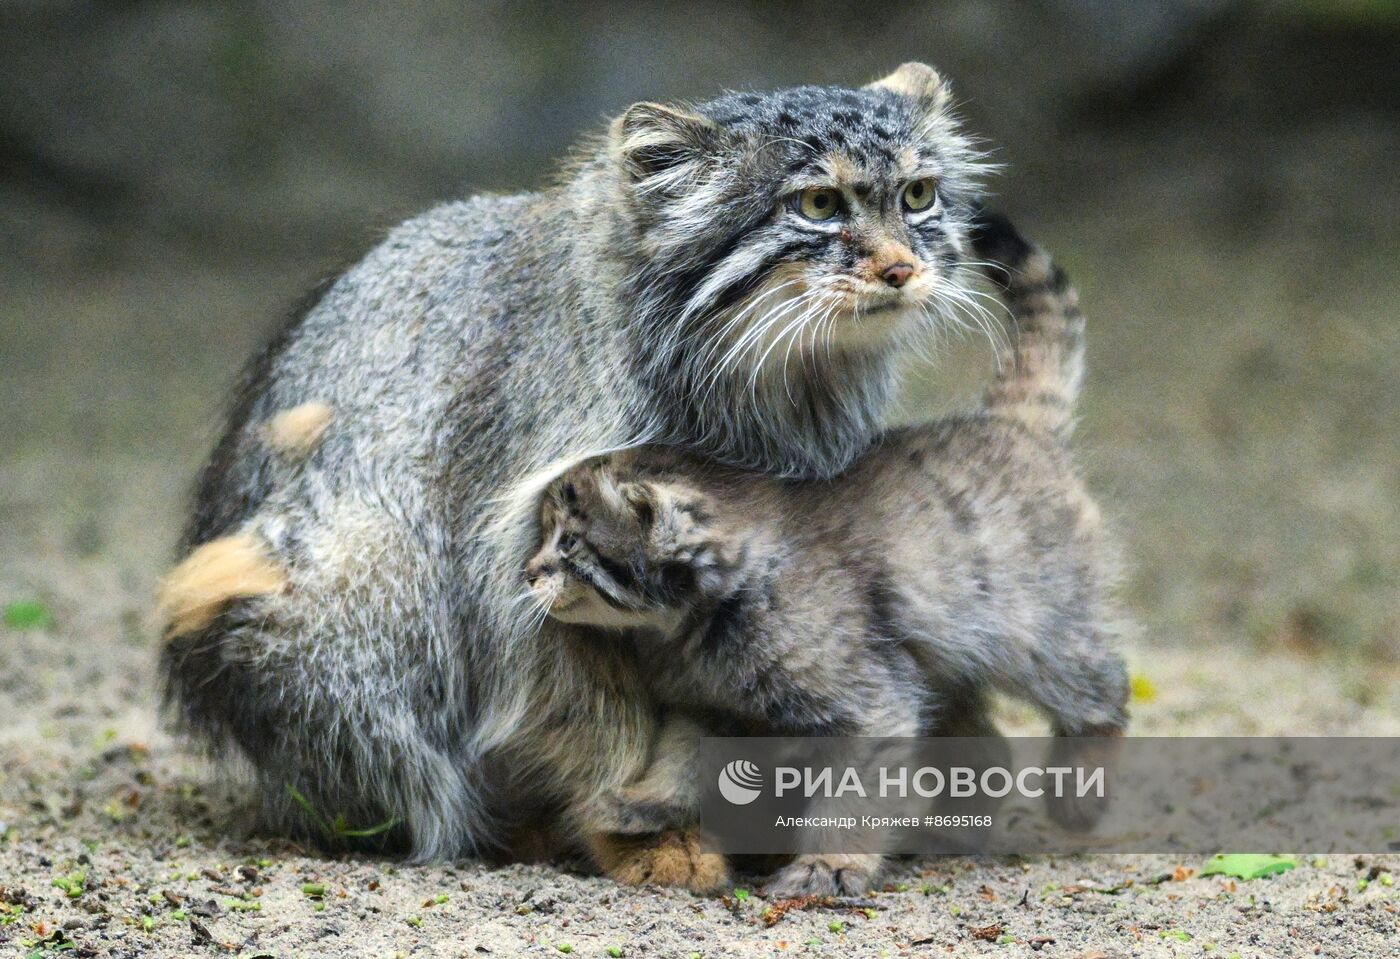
795;187;842;222
901;178;938;213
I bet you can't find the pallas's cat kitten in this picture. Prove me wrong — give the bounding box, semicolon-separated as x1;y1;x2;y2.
526;214;1129;894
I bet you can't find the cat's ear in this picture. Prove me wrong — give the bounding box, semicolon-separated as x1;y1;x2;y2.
611;102;722;186
866;62;951;112
620;480;704;538
619;481;658;527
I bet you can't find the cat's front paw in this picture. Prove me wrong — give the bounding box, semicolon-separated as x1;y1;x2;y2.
1045;729;1122;832
764;854;882;898
588;829;729;894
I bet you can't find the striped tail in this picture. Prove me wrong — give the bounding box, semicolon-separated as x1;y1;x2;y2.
971;209;1085;439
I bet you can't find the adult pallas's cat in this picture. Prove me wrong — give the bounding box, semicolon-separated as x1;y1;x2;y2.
158;64;993;888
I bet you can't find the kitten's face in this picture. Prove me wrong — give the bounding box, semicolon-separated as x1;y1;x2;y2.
613;63;986;372
524;457;732;631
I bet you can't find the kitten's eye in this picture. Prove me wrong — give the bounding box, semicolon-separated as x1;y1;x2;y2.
901;178;938;213
795;187;842;222
557;533;579;556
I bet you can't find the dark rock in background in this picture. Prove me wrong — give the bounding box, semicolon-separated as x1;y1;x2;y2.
3;0;1270;256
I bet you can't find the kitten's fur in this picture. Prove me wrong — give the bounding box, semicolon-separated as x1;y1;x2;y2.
526;214;1129;893
158;64;991;876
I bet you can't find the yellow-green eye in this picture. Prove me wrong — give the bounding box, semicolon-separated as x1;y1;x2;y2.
901;178;938;213
796;187;842;221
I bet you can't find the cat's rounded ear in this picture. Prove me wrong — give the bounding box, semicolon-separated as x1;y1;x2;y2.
610;101;722;186
619;481;658;526
866;62;951;112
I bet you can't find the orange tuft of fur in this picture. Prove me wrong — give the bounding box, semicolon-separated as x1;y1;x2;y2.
588;829;729;893
157;533;287;640
264;402;333;459
821;151;862;184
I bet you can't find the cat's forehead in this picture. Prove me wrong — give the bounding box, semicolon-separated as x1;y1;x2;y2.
701;85;923;174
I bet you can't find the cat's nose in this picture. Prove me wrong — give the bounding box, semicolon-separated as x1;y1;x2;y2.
525;560;556;585
881;262;915;288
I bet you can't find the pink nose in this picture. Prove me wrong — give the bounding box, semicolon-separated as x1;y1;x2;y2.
524;559;555;585
881;262;915;288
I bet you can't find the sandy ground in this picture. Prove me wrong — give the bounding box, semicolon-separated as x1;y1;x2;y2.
4;192;1400;956
3;626;1399;958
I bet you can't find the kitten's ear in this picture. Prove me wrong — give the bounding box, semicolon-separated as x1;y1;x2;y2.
611;101;721;185
619;481;658;527
866;62;951;112
621;479;697;535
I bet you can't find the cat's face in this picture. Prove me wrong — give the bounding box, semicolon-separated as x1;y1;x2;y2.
524;456;734;631
613;62;987;374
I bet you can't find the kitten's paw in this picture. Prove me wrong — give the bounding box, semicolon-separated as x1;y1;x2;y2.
764;854;882;898
584;786;691;836
589;829;729;894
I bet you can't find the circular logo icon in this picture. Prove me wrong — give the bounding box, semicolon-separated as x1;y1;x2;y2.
718;759;763;805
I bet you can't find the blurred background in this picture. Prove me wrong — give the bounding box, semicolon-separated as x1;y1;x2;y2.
2;0;1397;716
